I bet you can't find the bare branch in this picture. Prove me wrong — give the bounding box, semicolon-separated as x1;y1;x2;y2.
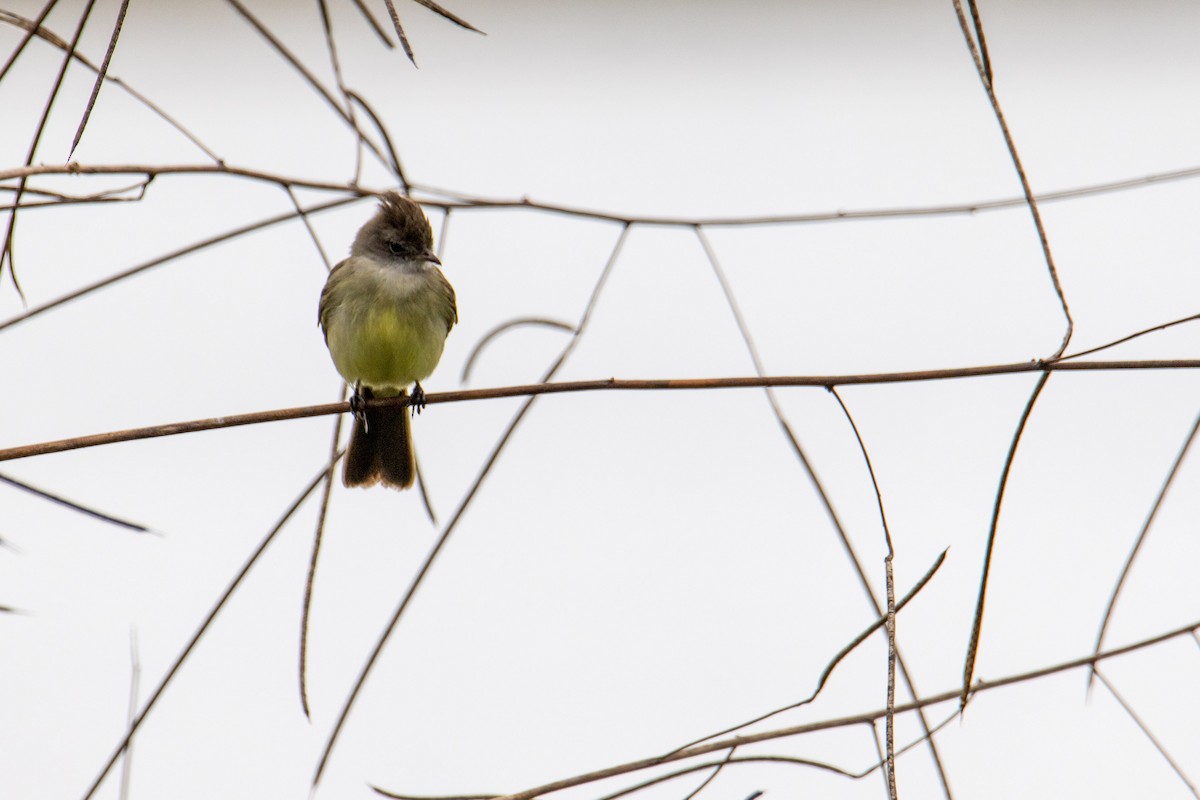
410;162;1200;227
67;0;130;160
1090;407;1200;686
349;0;394;47
299;385;348;719
118;627;140;800
461;317;576;383
410;0;484;33
961;372;1051;709
4;160;1200;229
1093;669;1200;797
381;0;416;64
950;0;1072;357
10;360;1200;463
1055;312;1200;362
828;386;898;797
0;471;152;533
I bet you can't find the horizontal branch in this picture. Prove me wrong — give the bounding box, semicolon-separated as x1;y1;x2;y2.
413;164;1200;226
3;359;1200;462
0;162;365;195
4;161;1199;228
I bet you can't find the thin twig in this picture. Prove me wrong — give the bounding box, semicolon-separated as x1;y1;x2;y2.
1089;406;1200;688
1;179;148;208
963;0;992;85
961;372;1051;709
67;0;130;160
285;184;334;269
1054;312;1200;363
461;317;576;383
577;755;851;800
829;388;897;799
348;0;393;47
118;627;140;800
345;90;408;189
0;160;374;191
373;755;852;800
410;0;484;33
5;160;1200;227
828;389;894;554
868;720;890;797
950;0;1072;357
299;389;348;719
679;747;737;800
316;0;367;183
884;553;897;799
381;0;416;64
13;360;1200;463
409;162;1200;227
858;709;960;779
0;471;152;533
1093;669;1200;797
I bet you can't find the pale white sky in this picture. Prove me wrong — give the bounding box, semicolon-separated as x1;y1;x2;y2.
3;2;1200;799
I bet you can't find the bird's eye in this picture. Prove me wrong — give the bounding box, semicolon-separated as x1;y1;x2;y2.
387;241;405;256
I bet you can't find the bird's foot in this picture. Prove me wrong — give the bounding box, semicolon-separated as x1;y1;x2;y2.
410;383;427;416
350;384;369;427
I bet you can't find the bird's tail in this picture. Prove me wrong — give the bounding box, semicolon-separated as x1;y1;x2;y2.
343;388;415;490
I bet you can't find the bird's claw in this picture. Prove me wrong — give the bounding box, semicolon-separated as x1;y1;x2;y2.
350;384;368;426
410;383;427;416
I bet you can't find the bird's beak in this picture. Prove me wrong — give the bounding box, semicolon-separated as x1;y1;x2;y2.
423;250;441;265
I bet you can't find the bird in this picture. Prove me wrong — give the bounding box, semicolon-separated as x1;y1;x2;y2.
318;192;457;489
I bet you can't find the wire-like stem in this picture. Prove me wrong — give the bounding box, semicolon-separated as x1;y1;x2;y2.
961;372;1051;708
1093;669;1199;797
829;388;898;798
67;0;129;160
0;471;151;533
1089;406;1200;687
950;0;1072;358
299;387;348;719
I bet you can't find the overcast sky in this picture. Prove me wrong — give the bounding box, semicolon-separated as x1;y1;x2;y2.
3;2;1200;799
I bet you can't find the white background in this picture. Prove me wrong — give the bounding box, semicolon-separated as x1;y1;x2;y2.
3;2;1200;799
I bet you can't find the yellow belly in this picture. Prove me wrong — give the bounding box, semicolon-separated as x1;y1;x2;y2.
326;304;447;395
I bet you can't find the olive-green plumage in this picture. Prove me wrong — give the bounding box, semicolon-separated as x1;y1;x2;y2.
318;192;457;489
